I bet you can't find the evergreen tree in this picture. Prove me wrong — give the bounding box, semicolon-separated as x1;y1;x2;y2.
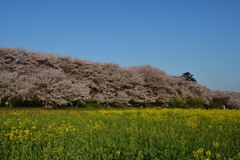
181;72;197;83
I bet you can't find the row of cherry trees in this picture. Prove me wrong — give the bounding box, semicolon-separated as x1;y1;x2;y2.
0;48;239;109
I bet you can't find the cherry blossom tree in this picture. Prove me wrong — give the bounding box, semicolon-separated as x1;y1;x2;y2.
1;47;240;109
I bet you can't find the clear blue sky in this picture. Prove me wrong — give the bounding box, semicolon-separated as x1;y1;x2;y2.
1;0;240;91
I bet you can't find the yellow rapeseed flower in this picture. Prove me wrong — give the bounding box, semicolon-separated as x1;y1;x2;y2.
197;148;204;154
193;148;204;159
116;150;121;157
213;142;220;148
24;130;29;134
193;152;198;159
215;154;220;159
65;127;69;132
219;125;223;132
237;152;240;158
206;151;211;157
9;132;14;140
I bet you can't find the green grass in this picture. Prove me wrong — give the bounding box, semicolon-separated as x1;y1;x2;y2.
0;109;240;159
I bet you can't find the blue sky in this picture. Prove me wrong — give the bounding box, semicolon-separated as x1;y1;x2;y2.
1;0;240;91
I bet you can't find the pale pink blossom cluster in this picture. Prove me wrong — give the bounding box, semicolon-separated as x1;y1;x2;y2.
0;47;239;108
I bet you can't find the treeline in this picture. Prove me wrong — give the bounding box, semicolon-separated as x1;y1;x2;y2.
0;48;239;109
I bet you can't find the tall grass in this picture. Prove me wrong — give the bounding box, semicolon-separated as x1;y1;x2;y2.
0;109;240;159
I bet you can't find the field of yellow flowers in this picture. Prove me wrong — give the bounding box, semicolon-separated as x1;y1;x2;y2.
0;109;240;159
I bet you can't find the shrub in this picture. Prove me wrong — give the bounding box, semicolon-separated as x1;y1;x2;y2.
185;96;206;108
169;97;186;108
209;96;229;109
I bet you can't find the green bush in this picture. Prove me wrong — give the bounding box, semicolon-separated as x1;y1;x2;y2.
169;97;186;108
185;96;206;108
209;96;229;109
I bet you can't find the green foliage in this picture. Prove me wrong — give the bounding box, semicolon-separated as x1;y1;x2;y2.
13;99;43;108
128;99;143;108
0;96;229;110
185;96;205;108
0;97;44;108
209;96;229;109
0;98;7;107
108;102;126;108
168;96;206;109
169;97;186;108
81;100;105;109
181;72;197;83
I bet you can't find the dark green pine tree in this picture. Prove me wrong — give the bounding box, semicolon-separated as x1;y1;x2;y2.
181;72;197;83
